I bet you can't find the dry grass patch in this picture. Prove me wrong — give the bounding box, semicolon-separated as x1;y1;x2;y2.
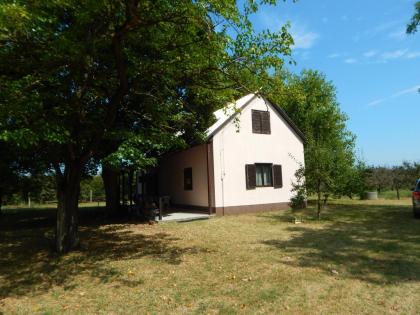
1;199;420;314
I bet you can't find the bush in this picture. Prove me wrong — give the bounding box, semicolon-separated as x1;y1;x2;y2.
290;167;307;210
290;192;306;210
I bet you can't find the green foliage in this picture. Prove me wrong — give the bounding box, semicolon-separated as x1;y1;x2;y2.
290;166;307;210
0;0;296;251
407;1;420;34
80;176;105;201
268;70;357;217
0;0;294;170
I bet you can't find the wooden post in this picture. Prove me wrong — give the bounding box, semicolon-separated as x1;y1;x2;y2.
128;169;133;208
121;170;125;206
158;197;163;221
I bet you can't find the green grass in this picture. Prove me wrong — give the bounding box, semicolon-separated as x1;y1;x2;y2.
378;189;412;199
1;199;419;314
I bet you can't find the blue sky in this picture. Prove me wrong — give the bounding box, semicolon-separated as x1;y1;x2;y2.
250;0;420;166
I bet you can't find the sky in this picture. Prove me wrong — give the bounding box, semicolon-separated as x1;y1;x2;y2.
249;0;420;166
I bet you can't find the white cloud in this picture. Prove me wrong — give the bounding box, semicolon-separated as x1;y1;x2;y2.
290;26;319;49
367;84;420;106
369;20;401;35
361;49;420;62
328;53;340;59
391;85;420;97
256;10;319;50
406;51;420;59
357;20;402;40
388;29;407;40
363;50;377;58
367;99;386;106
344;58;357;64
381;49;408;60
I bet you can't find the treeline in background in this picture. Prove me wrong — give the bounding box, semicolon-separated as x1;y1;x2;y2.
365;161;420;200
2;175;105;207
2;161;419;208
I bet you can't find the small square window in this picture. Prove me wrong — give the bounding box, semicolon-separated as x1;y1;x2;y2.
255;164;273;187
252;110;271;134
184;167;193;190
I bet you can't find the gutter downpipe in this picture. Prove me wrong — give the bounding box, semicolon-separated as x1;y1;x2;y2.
206;142;211;215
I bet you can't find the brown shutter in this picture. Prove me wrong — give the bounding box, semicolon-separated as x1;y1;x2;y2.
261;111;271;134
252;110;261;133
273;164;283;188
245;164;256;190
184;167;193;190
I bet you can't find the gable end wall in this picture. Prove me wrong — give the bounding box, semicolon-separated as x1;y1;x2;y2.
211;96;305;210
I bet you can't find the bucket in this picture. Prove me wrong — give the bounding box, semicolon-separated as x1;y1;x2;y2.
365;191;378;200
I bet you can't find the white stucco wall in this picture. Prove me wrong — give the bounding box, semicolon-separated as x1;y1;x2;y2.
158;144;209;207
211;96;305;208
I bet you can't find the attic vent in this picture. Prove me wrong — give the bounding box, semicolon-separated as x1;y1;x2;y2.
252;110;271;134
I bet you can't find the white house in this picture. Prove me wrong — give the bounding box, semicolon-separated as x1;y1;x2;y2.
157;93;305;215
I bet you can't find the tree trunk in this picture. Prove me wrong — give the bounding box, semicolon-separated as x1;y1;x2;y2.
55;161;83;254
0;193;2;215
323;194;329;207
317;181;321;220
102;163;120;214
396;187;400;200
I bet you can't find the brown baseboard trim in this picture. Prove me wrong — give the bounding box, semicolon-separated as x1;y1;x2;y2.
213;202;290;216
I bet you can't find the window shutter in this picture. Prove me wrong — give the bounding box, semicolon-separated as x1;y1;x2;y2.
252;110;262;133
261;111;271;134
273;164;283;188
245;164;256;190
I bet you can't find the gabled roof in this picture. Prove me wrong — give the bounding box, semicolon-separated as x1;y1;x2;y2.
205;93;306;142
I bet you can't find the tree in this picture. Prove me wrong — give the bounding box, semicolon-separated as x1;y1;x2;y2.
366;166;393;194
0;142;20;213
268;70;356;219
390;161;418;200
334;159;368;200
80;175;105;202
407;1;420;34
0;1;294;252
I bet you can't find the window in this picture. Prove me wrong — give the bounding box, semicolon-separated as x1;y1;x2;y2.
252;110;271;134
256;164;273;187
246;164;283;190
184;167;193;190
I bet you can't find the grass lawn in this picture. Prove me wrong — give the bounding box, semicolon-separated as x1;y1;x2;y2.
1;199;419;314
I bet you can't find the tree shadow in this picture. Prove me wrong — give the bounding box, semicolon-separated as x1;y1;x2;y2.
0;207;209;298
261;203;420;284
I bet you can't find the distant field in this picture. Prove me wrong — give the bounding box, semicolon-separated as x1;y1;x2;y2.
1;198;419;314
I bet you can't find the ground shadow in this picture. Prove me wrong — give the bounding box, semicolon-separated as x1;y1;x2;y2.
261;203;420;284
0;207;208;298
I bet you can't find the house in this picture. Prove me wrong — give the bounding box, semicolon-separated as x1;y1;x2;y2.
146;93;305;215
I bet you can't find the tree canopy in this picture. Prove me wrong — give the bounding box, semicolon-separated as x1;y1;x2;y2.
268;70;357;218
407;1;420;34
0;0;295;252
